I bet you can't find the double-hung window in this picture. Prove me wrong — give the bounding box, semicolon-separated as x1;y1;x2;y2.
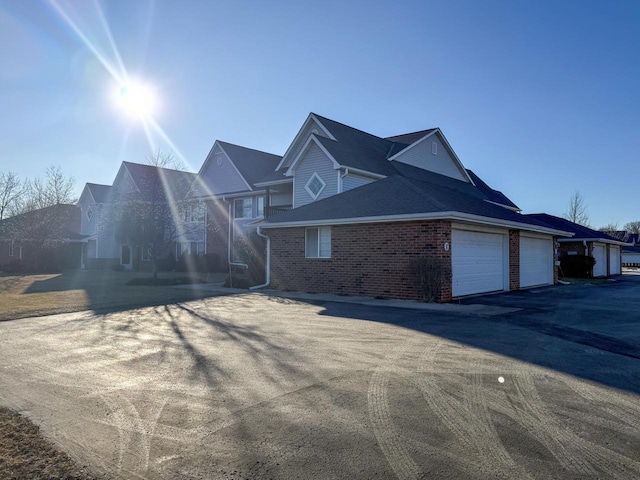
305;227;331;258
234;198;253;219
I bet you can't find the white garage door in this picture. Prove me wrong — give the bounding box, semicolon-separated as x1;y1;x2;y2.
520;235;553;288
452;229;506;297
609;246;621;275
593;244;606;277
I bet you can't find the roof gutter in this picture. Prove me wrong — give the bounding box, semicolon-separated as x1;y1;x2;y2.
558;237;630;246
257;211;573;237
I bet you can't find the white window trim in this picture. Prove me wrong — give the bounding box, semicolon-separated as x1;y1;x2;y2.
86;206;93;220
431;141;438;155
305;227;331;259
305;172;326;200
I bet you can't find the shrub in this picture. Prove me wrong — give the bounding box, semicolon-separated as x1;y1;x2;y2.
411;257;450;302
204;253;222;272
560;254;596;278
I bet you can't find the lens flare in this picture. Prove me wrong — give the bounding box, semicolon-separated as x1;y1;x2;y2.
116;81;158;118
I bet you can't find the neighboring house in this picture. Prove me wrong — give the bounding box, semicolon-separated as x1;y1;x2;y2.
77;162;198;270
526;214;626;277
622;246;640;267
188;141;282;266
255;113;572;302
0;204;81;272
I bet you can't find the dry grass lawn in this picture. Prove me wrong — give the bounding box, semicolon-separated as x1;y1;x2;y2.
0;407;98;479
0;270;226;321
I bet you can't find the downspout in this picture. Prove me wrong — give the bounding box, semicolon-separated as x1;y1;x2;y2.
583;240;588;256
249;226;270;290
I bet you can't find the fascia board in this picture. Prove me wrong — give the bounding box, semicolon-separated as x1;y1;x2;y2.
558;237;630;246
276;113;337;171
285;135;341;176
257;211;574;236
253;178;294;187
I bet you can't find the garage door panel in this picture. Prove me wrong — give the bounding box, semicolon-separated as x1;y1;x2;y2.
593;244;606;277
520;236;553;288
609;246;621;275
452;229;505;297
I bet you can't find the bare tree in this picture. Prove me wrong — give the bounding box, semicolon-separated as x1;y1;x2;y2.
623;221;640;235
145;149;185;171
21;165;76;212
599;223;627;241
0;172;25;221
564;190;590;226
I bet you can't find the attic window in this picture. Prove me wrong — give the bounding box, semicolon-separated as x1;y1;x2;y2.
305;173;326;200
431;142;438;155
86;207;93;220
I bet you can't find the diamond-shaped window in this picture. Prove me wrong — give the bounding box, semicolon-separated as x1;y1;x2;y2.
305;173;326;200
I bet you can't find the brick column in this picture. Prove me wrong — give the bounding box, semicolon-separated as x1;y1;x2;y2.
509;230;520;291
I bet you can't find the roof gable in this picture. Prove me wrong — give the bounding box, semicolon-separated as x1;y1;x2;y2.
276;113;336;171
388;129;472;183
192;141;281;198
121;161;197;203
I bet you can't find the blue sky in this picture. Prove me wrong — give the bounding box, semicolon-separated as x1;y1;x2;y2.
1;0;638;228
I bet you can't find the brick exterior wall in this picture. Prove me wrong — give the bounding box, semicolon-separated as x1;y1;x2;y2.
508;230;520;291
268;220;453;302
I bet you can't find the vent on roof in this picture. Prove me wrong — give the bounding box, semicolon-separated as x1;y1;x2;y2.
311;129;319;135
215;154;224;166
431;142;437;155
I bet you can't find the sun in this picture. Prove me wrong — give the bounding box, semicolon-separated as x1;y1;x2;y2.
115;80;158;119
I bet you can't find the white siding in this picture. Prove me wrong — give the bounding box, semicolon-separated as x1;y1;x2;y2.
199;144;251;195
342;173;374;192
112;166;138;196
293;143;338;207
77;191;96;236
281;119;329;170
394;134;467;182
270;192;291;206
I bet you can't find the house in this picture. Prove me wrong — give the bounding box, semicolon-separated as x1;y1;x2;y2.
77;162;198;270
187;141;282;267
253;113;571;302
526;214;626;277
0;203;82;272
622;246;640;267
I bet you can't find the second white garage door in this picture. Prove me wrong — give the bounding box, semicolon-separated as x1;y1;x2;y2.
520;235;554;288
452;229;506;297
609;246;621;275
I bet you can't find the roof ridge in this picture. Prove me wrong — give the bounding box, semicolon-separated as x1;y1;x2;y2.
384;128;437;140
123;160;196;175
217;140;281;158
311;113;390;143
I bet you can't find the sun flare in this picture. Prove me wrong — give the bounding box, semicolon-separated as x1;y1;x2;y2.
115;81;158;118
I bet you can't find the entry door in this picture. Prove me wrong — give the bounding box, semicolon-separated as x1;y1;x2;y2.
452;229;506;297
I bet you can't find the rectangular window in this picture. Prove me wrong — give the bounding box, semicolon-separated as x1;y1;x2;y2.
9;241;14;257
234;198;253;219
257;197;264;217
197;241;205;255
305;227;331;258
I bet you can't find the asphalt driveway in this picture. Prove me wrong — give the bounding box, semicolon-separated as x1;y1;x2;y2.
1;278;639;479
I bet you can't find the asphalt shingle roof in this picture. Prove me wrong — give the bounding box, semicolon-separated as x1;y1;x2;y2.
86;183;112;203
465;170;519;210
217;141;282;188
123;162;197;202
261;174;555;231
526;214;622;242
